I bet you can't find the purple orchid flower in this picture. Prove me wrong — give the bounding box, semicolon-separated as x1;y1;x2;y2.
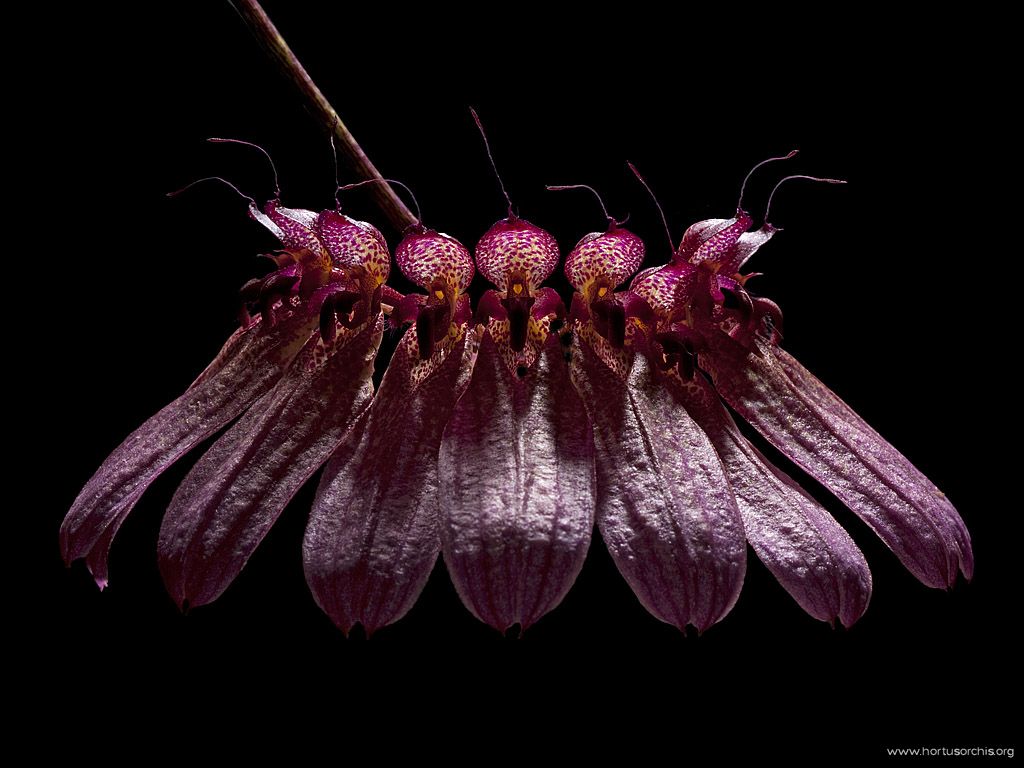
561;160;971;631
61;143;972;638
303;221;478;635
157;200;391;610
438;210;596;633
59;179;367;589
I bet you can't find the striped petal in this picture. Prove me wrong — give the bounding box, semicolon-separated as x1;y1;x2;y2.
669;370;871;627
440;332;595;631
571;336;746;632
158;315;383;609
60;308;316;588
701;332;973;588
303;326;477;635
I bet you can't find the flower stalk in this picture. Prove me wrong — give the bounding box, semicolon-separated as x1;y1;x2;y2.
229;0;417;231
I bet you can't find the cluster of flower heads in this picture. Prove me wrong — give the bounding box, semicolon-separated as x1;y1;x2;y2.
60;142;972;636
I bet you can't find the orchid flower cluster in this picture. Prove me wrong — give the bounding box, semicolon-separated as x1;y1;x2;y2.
60;139;972;636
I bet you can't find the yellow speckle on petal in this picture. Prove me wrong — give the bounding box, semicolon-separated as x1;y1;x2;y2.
434;290;446;300
597;286;608;298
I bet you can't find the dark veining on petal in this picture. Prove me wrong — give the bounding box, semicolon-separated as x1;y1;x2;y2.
668;369;871;627
701;333;972;589
158;315;383;608
303;327;477;635
60;308;316;588
440;333;595;631
570;335;746;632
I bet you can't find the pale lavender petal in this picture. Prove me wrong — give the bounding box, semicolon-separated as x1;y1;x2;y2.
439;333;595;632
669;371;871;627
303;327;477;635
570;337;746;632
60;309;316;588
158;315;383;609
701;333;973;588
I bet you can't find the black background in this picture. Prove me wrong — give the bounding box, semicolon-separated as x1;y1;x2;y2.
33;2;1014;759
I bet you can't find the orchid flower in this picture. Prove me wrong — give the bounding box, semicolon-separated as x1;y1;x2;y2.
562;159;971;631
61;141;972;637
437;207;596;632
303;221;478;635
157;198;391;610
58;165;369;589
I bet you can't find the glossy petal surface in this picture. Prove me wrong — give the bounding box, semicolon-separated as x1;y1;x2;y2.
564;228;645;293
262;201;324;254
475;217;559;290
395;229;474;291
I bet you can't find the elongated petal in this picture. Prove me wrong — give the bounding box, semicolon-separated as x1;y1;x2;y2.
440;333;595;631
60;309;316;588
303;327;477;635
158;315;383;609
670;371;871;626
701;333;973;588
570;337;746;632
